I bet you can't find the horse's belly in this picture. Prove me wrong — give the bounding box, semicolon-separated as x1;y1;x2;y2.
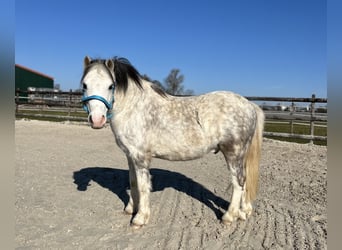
152;142;215;161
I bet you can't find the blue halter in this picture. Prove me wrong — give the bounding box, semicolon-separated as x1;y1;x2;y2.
81;88;115;119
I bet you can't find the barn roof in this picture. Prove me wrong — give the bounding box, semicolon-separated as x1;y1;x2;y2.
15;64;54;80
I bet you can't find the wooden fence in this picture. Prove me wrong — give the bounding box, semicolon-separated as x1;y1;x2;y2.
15;89;327;143
245;94;327;142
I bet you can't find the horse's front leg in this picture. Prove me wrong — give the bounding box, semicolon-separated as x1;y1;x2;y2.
124;156;138;215
125;155;152;228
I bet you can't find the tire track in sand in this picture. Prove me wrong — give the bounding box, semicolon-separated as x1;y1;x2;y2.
251;199;327;250
150;171;186;249
177;179;207;249
150;169;209;249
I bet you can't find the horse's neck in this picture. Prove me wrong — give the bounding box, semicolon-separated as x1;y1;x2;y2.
113;79;155;112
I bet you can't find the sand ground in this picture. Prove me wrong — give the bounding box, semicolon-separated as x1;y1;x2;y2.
15;120;327;249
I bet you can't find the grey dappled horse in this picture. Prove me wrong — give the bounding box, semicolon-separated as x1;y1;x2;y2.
81;56;264;228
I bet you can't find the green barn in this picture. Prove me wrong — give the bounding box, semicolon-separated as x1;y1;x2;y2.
15;64;55;103
15;64;54;91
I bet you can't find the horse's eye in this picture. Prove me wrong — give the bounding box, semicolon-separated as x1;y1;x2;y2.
83;83;87;90
109;84;115;90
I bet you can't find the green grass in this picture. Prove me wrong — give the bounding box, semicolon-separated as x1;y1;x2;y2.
16;109;88;122
16;109;87;118
264;121;327;146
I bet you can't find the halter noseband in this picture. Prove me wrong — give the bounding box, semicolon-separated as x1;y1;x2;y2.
81;87;115;119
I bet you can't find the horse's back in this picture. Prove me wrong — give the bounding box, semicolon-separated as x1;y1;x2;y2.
196;91;258;142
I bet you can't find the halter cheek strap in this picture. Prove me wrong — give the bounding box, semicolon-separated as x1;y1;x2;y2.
81;88;115;119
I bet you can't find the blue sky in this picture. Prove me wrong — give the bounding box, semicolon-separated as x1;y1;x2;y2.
15;0;326;97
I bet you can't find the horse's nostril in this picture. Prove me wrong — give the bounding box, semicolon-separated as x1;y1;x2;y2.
88;114;106;129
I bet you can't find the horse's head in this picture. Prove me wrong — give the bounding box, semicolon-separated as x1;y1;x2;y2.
81;56;115;129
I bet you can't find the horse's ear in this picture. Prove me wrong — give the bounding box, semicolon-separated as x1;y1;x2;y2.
105;59;114;72
84;56;92;68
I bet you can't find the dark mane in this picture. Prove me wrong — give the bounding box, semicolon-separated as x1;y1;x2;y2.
112;57;142;93
113;57;168;98
150;83;168;97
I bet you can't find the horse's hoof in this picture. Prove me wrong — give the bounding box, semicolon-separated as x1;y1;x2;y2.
131;212;150;227
221;219;232;226
123;209;133;215
130;222;143;230
242;204;253;217
124;205;134;215
238;211;247;221
221;212;234;225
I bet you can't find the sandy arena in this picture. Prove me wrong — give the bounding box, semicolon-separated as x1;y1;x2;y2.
15;119;327;249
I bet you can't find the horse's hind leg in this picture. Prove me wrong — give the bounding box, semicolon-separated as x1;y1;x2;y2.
221;163;247;224
241;183;253;217
220;147;248;225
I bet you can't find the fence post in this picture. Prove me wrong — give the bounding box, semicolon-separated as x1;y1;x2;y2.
68;89;72;118
15;88;20;114
290;101;295;134
309;94;316;144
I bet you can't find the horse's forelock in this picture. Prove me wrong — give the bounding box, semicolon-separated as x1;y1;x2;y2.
81;60;114;84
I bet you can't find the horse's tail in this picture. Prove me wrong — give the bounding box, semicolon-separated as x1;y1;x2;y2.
245;104;264;202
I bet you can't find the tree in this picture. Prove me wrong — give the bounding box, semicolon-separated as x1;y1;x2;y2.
133;70;194;96
183;88;194;96
164;69;192;95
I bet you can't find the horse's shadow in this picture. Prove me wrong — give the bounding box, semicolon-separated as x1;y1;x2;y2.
73;167;229;219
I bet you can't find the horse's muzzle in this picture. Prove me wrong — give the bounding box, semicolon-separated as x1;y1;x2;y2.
89;113;106;129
